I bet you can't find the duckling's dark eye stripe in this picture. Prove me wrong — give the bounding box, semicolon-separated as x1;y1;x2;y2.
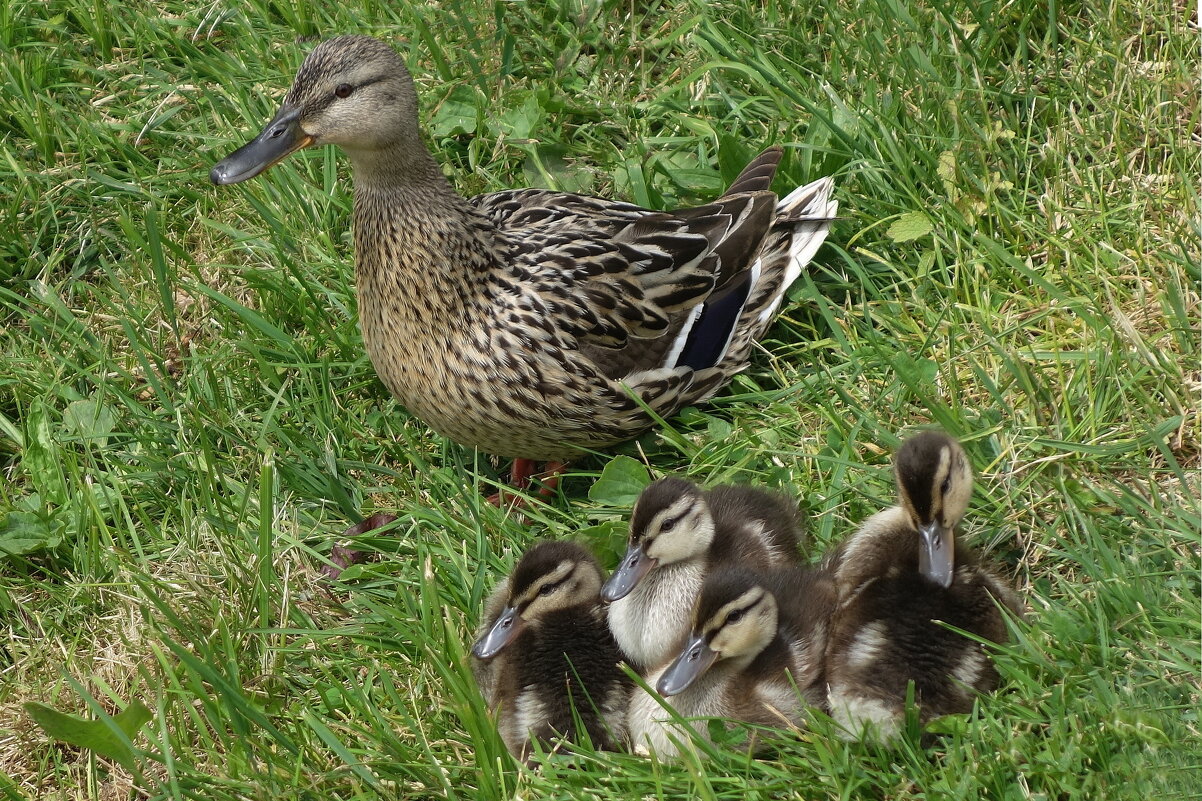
723;599;759;626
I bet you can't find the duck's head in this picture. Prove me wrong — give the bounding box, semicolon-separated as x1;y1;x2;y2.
656;567;779;696
600;477;715;602
211;35;420;186
893;430;973;589
471;541;604;660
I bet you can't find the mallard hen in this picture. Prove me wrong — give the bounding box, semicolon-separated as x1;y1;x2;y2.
602;477;806;671
210;35;837;488
471;541;631;760
824;430;1024;742
626;564;835;758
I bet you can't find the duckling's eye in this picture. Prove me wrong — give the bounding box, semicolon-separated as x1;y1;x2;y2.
940;476;952;495
660;516;678;533
726;609;745;625
334;83;355;99
538;580;561;597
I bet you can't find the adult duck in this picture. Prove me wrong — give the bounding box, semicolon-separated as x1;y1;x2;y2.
211;35;837;495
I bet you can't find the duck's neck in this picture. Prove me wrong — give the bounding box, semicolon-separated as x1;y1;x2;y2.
347;138;449;194
346;142;496;314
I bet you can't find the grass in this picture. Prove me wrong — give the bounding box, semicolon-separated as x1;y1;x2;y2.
0;0;1197;798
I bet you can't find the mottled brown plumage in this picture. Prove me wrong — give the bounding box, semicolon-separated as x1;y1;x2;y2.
824;431;1024;741
211;35;837;463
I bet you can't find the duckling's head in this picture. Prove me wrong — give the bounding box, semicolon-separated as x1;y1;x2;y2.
656;567;779;696
211;35;421;186
471;541;604;659
600;477;715;602
893;430;974;589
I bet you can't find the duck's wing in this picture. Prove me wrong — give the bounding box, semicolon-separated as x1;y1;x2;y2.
712;176;838;374
467;151;834;444
471;184;779;368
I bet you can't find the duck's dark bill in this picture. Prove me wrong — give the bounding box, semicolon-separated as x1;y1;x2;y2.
656;632;718;696
600;544;656;602
210;106;312;186
471;606;525;659
918;521;954;589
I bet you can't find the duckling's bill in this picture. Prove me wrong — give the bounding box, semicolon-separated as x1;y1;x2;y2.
472;605;525;659
210;106;314;186
601;544;657;602
656;632;718;696
918;521;954;588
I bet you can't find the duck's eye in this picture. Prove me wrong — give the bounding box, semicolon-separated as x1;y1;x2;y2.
334;83;354;99
659;516;678;533
726;609;745;625
538;580;561;597
940;476;952;495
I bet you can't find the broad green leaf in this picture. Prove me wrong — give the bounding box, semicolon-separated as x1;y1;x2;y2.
22;402;66;506
716;132;753;186
522;143;593;194
886;211;933;242
893;353;940;387
62;399;115;447
0;511;62;557
492;94;542;140
588;456;651;506
430;84;480;138
706;417;733;440
25;700;152;774
937;150;957;184
665;168;725;196
577;520;629;564
657;150;723;196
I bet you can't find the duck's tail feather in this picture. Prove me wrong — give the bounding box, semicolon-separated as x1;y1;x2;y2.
751;176;839;329
773;176;839;303
722;146;783;196
665;176;836;377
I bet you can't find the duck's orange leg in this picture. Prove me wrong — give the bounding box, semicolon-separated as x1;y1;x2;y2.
486;460;567;508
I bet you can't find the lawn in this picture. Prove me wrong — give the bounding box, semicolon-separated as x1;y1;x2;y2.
0;0;1198;798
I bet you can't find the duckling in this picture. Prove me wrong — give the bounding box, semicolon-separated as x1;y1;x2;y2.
470;541;631;760
602;477;806;671
627;564;835;758
210;35;837;493
824;430;1024;742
